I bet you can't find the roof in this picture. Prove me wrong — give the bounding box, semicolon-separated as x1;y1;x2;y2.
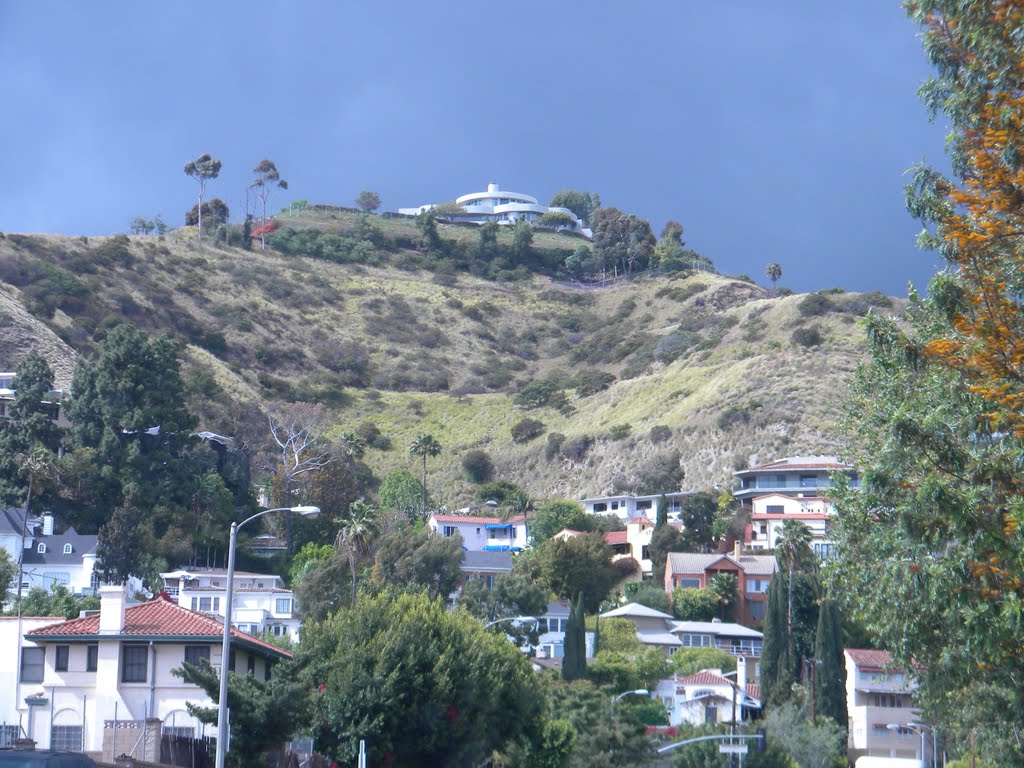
22;527;97;565
845;648;895;670
750;513;830;521
26;595;291;659
736;456;854;474
745;683;761;700
637;631;683;646
161;568;280;580
543;601;570;617
604;531;629;545
431;513;525;525
670;621;763;639
461;550;514;572
627;517;654;526
0;507;25;536
679;670;734;686
602;602;674;620
666;552;778;577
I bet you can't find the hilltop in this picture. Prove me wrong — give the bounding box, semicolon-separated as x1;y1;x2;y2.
0;216;899;503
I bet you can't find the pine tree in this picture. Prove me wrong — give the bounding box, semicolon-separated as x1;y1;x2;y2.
814;599;848;730
562;595;580;682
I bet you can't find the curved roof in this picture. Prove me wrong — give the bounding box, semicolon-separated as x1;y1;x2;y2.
602;602;674;620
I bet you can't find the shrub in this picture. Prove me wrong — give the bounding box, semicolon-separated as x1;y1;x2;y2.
461;450;495;484
608;423;632;441
791;326;823;348
568;369;615;397
545;433;565;461
511;418;545;444
777;286;794;296
649;425;672;444
356;421;391;451
797;293;834;316
560;435;592;462
671;588;719;621
513;378;567;410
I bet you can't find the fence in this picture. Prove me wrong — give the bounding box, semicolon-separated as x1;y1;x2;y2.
159;734;214;768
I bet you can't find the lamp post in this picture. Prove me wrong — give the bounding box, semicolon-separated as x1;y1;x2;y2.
215;505;319;768
886;722;931;767
483;616;538;630
610;688;649;721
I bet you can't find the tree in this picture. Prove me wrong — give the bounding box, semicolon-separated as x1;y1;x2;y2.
813;599;847;732
548;190;601;224
175;658;307;768
408;434;441;519
183;153;222;240
561;592;586;682
96;498;146;584
679;492;719;553
671;587;720;621
461;449;494;484
334;499;378;606
354;190;381;213
129;216;154;235
661;219;684;243
670;646;737;677
760;575;794;706
707;572;738;621
765;262;783;290
537;534;618;613
372;526;463;599
460;571;548;625
250;160;288;249
531;500;588;544
763;695;845;768
6;584;99;620
590;207;656;277
184;198;230;232
649;523;687;587
293;552;352;622
0;548;15;605
301;588;542;767
511;219;533;262
378;469;424;522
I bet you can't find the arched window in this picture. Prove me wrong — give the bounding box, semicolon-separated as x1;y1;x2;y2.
37;543;46;554
63;544;73;555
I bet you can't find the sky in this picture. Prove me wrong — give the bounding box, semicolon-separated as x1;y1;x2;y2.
0;2;951;296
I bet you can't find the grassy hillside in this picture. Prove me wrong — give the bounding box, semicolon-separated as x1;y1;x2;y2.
0;220;898;504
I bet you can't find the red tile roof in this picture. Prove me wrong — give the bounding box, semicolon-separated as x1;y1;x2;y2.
604;531;629;545
27;596;291;658
845;648;894;670
431;513;525;525
679;670;733;686
746;458;853;471
627;517;654;526
746;683;760;700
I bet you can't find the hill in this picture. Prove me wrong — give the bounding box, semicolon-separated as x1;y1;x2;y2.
0;219;898;503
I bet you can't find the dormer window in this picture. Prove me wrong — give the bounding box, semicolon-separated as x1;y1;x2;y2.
63;544;73;554
37;543;46;554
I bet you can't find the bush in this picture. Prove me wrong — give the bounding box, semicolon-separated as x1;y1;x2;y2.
511;417;545;444
356;421;391;451
791;326;823;348
797;293;834;316
671;588;719;621
545;433;565;461
513;378;568;411
461;450;495;484
567;369;615;397
608;423;632;441
649;425;672;444
560;435;592;462
777;286;794;296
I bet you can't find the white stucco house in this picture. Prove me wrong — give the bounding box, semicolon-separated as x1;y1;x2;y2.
160;567;300;643
0;510;99;597
581;491;695;521
747;493;837;559
399;182;592;237
428;511;528;552
845;648;925;766
733;455;858;507
7;587;290;757
655;658;761;727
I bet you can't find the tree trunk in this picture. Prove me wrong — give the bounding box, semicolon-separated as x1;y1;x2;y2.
197;181;205;242
421;455;428;520
350;551;358;606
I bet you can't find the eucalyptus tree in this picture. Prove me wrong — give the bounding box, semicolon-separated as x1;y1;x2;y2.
183;153;221;240
251;159;288;248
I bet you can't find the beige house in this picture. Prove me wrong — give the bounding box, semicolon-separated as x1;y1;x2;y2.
845;648;924;766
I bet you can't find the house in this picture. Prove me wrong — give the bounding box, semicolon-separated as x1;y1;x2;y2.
601;603;683;655
670;620;764;671
0;510;99;597
664;544;777;626
747;493;837;559
160;567;300;642
533;602;571;660
607;517;656;577
398;182;592;237
845;649;925;765
0;615;64;746
732;456;857;508
13;586;290;757
243;533;287;558
428;511;528;552
581;492;695;521
0;372;70;429
459;550;513;589
655;657;761;727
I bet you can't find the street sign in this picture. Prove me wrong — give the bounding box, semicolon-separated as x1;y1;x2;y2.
719;744;749;754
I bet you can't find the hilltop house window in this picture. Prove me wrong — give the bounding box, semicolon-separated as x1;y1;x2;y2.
766;505;784;514
637;500;652;510
275;598;292;614
121;645;148;683
800;474;817;488
21;647;44;682
37;543;45;554
592;503;607;512
55;645;69;672
197;597;220;613
746;579;770;594
184;646;210;666
749;601;767;621
86;645;98;672
442;526;457;537
679;634;712;648
63;544;72;554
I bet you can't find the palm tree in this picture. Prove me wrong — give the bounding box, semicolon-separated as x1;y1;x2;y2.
339;431;366;462
773;519;814;666
708;572;739;621
335;499;378;606
764;262;783;291
409;434;442;519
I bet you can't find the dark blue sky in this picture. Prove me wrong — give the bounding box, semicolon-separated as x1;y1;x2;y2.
0;2;949;295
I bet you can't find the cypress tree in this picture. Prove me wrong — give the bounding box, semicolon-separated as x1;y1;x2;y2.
656;493;668;528
814;599;848;730
575;592;587;678
761;575;794;704
562;594;583;681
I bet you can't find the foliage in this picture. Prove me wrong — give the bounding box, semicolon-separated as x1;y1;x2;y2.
537;533;618;613
461;448;494;484
251;159;288;248
607;423;631;440
670;646;737;677
288;541;333;585
183;153;221;239
302;589;542;767
459;571;549;626
293;552;352;622
548;190;601;224
707;573;738;620
649;523;687;586
513;378;568;411
678;491;721;552
591;207;656;276
796;293;834;317
408;433;441;519
629;583;672;613
671;587;720;622
378;469;424;521
761;574;794;705
531;499;589;544
763;694;845;768
765;262;783;289
372;525;463;599
8;584;99;620
97;498;146;584
354;190;381;213
791;326;823;348
175;657;308;768
589;645;668;692
334;498;379;605
511;417;545;443
0;548;14;602
813;599;847;734
562;591;587;682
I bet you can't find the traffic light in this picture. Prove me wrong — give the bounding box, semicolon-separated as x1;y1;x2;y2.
756;727;767;753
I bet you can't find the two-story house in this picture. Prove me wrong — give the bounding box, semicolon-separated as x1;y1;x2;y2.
747;493;837;559
0;510;99;598
664;544;778;626
845;649;924;765
654;657;761;727
581;492;695;521
732;456;857;509
160;567;300;642
15;586;290;757
428;512;528;551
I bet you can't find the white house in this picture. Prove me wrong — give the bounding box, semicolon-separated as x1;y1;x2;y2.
845;648;925;766
581;492;695;521
747;493;837;559
0;510;99;597
12;587;290;757
398;182;592;236
601;603;683;655
428;512;528;552
160;567;300;643
0;372;70;428
733;456;858;507
655;658;761;727
0;615;64;746
534;602;571;660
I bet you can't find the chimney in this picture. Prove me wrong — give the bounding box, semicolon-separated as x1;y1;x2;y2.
487;182;499;194
98;585;127;634
42;513;54;537
737;656;747;699
733;539;741;559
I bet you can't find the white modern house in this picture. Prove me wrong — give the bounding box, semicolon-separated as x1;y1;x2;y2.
655;657;761;727
845;649;925;766
581;492;695;521
733;456;858;507
0;615;63;746
428;511;528;552
7;587;290;757
160;567;300;642
398;182;592;237
0;510;99;597
747;493;837;559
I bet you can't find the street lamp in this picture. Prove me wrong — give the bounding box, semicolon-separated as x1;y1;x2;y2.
610;688;649;720
483;616;538;630
886;722;931;767
216;505;320;768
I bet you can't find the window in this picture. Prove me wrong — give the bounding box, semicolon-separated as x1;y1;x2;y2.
610;501;619;510
247;655;256;676
637;500;652;510
592;503;607;512
272;625;286;637
87;644;98;672
800;474;818;488
0;725;20;748
49;725;83;751
749;601;767;621
766;505;784;514
121;645;148;683
676;578;701;589
21;647;44;682
679;634;712;648
641;546;650;561
184;645;210;666
442;525;457;537
275;598;292;614
55;645;69;672
746;579;770;594
191;597;198;610
199;597;212;612
37;543;46;553
872;725;889;739
63;544;73;554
